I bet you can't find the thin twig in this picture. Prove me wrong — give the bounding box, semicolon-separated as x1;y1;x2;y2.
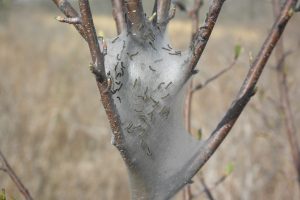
272;50;293;69
192;174;229;199
185;0;298;181
192;58;237;92
205;0;298;166
183;1;205;199
52;0;87;40
0;150;34;200
111;0;126;34
125;0;145;35
183;80;194;200
189;0;204;36
199;176;215;200
189;0;226;71
272;0;300;184
156;0;171;30
165;5;176;23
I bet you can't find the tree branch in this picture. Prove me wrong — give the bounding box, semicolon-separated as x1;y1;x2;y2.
51;0;299;198
192;58;237;92
111;0;126;34
124;0;145;35
277;48;300;183
0;150;34;200
189;0;226;71
272;0;300;183
192;173;229;199
183;1;205;198
77;0;126;155
52;0;87;40
189;0;204;36
186;0;298;179
183;80;193;200
156;0;171;30
78;0;105;82
199;176;215;200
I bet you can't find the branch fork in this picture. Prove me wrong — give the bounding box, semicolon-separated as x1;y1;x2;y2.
51;0;299;199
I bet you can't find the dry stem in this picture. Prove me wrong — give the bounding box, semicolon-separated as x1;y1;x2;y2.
272;0;300;184
187;0;299;175
52;0;87;40
111;0;126;34
0;150;34;200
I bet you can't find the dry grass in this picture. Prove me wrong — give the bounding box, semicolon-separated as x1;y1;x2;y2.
0;3;300;200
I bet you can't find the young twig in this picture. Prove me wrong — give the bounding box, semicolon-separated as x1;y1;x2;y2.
199;176;215;200
183;1;205;199
159;5;176;27
189;0;226;71
125;0;145;35
52;0;87;40
192;58;238;92
189;0;204;36
111;0;126;34
272;0;300;184
191;173;230;199
51;0;299;198
184;0;299;183
156;0;172;31
184;76;228;198
183;80;193;200
0;150;34;200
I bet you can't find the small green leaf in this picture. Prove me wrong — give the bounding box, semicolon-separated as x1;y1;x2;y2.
197;128;203;140
225;162;234;175
97;31;105;40
234;44;242;60
0;189;6;200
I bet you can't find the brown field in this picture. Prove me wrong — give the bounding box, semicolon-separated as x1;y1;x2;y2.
0;1;300;200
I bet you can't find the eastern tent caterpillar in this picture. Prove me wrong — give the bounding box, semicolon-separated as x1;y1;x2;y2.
140;139;152;157
133;79;138;88
157;82;165;89
127;51;139;60
149;65;156;72
161;93;170;99
117;96;121;103
165;81;172;89
112;36;119;43
154;58;163;63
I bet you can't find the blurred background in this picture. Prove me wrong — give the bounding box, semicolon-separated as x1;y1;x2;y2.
0;0;299;199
